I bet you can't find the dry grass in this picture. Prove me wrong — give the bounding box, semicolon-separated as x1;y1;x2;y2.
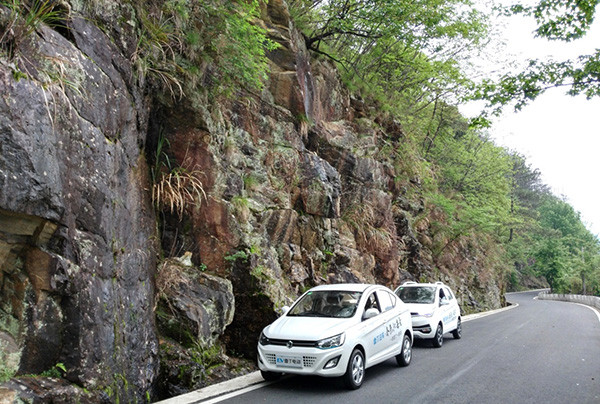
152;167;206;217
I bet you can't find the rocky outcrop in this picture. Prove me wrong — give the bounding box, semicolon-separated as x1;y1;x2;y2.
0;8;156;403
151;0;505;365
156;259;234;349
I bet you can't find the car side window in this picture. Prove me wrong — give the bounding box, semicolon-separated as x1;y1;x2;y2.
439;288;448;305
364;293;381;313
444;287;455;300
376;290;394;312
387;291;397;308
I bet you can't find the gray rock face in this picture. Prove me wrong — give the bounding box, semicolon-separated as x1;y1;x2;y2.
156;261;234;349
0;15;157;403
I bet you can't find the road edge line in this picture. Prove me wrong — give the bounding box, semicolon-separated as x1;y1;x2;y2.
153;371;267;404
462;302;519;322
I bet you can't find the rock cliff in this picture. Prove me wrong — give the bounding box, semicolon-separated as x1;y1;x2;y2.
0;1;505;401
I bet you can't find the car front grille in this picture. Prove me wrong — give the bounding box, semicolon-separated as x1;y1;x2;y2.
303;356;317;367
265;353;276;365
261;338;317;348
263;353;317;368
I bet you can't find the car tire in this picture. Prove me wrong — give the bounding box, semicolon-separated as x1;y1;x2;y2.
432;323;443;348
452;317;462;339
396;333;412;367
344;348;365;390
260;370;282;381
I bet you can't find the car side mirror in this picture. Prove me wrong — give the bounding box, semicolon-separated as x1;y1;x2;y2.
362;308;379;321
439;299;449;307
280;305;290;315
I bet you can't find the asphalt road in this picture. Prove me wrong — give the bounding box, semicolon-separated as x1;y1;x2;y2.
200;290;599;404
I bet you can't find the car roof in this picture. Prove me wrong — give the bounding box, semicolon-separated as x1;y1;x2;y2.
398;281;445;287
307;283;382;293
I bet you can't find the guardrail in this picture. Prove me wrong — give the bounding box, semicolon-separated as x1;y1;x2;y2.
537;291;600;310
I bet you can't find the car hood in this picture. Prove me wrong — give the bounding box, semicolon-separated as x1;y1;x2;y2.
404;303;436;316
264;315;355;340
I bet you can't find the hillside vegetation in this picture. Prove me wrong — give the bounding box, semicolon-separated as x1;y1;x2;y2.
278;0;600;295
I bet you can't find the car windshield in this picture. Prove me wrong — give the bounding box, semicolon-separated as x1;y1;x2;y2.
396;286;435;304
287;290;362;318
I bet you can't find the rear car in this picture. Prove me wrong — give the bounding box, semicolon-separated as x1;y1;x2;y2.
394;281;461;348
257;283;413;389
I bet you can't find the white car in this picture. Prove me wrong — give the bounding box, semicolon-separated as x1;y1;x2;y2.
257;283;413;389
394;281;461;348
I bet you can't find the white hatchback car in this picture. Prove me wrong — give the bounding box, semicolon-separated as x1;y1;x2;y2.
257;283;413;389
394;281;461;348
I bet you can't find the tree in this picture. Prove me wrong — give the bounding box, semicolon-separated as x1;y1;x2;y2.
474;0;600;113
289;0;489;113
530;195;600;292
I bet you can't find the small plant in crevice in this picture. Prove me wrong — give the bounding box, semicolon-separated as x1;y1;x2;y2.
0;340;17;382
242;173;261;192
231;195;250;222
152;166;206;217
151;132;206;218
40;362;67;378
189;340;222;370
0;0;66;60
224;250;249;263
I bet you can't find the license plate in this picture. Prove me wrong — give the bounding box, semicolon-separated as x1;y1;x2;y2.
275;355;303;368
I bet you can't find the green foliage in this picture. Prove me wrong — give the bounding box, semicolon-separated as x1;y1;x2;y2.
291;0;488;118
224;250;249;263
40;362;67;378
189;340;222;369
508;0;597;41
243;174;261;191
406;93;600;294
506;191;600;294
130;0;277;97
133;7;184;98
474;0;600;113
0;341;16;382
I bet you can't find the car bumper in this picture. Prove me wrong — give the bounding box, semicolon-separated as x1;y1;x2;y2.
410;318;436;339
257;344;349;377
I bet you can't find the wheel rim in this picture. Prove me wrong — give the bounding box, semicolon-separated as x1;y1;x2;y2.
403;336;412;363
436;325;443;344
351;353;364;385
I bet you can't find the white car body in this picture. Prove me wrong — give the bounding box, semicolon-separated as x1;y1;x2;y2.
394;282;461;348
257;284;413;389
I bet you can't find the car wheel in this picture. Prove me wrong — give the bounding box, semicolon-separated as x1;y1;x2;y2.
452;317;462;339
432;323;443;348
344;348;365;390
396;333;412;367
260;370;282;381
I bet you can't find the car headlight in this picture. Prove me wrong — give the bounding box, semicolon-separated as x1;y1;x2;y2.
316;333;345;349
259;332;270;346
